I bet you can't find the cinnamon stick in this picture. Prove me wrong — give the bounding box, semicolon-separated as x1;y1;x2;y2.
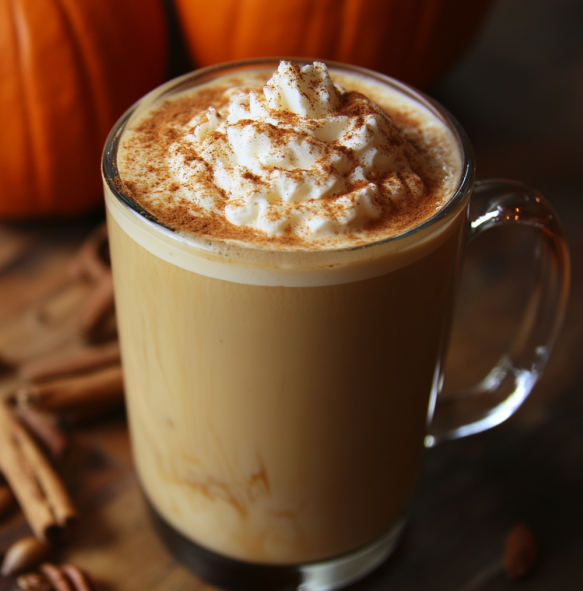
0;400;76;541
18;407;67;459
40;563;74;591
19;342;121;382
18;365;124;416
61;564;96;591
75;273;115;340
68;225;109;282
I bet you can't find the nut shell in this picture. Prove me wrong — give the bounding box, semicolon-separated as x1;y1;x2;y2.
17;572;53;591
504;523;538;579
0;536;50;577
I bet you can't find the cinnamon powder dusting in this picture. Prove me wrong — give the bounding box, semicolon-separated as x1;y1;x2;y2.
116;67;460;250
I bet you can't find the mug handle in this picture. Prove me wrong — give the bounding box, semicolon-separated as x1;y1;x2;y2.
425;179;570;447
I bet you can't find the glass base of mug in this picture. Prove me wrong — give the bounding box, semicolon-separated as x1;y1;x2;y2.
146;499;405;591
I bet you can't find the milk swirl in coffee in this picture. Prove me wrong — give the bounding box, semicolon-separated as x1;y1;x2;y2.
107;61;465;565
117;61;460;250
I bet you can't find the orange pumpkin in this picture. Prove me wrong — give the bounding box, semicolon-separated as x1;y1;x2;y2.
0;0;168;218
174;0;491;89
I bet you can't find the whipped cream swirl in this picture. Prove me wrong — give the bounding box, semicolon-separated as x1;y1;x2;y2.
168;61;425;238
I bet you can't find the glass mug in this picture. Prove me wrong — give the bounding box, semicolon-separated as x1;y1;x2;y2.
102;59;569;591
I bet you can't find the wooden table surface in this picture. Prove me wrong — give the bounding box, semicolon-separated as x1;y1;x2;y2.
1;0;582;589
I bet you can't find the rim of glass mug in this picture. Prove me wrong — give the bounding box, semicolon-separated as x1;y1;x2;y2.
102;57;475;288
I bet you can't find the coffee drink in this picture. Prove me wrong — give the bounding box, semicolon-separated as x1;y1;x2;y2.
105;61;465;565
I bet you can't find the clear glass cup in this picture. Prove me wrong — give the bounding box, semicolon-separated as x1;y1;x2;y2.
102;58;570;591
